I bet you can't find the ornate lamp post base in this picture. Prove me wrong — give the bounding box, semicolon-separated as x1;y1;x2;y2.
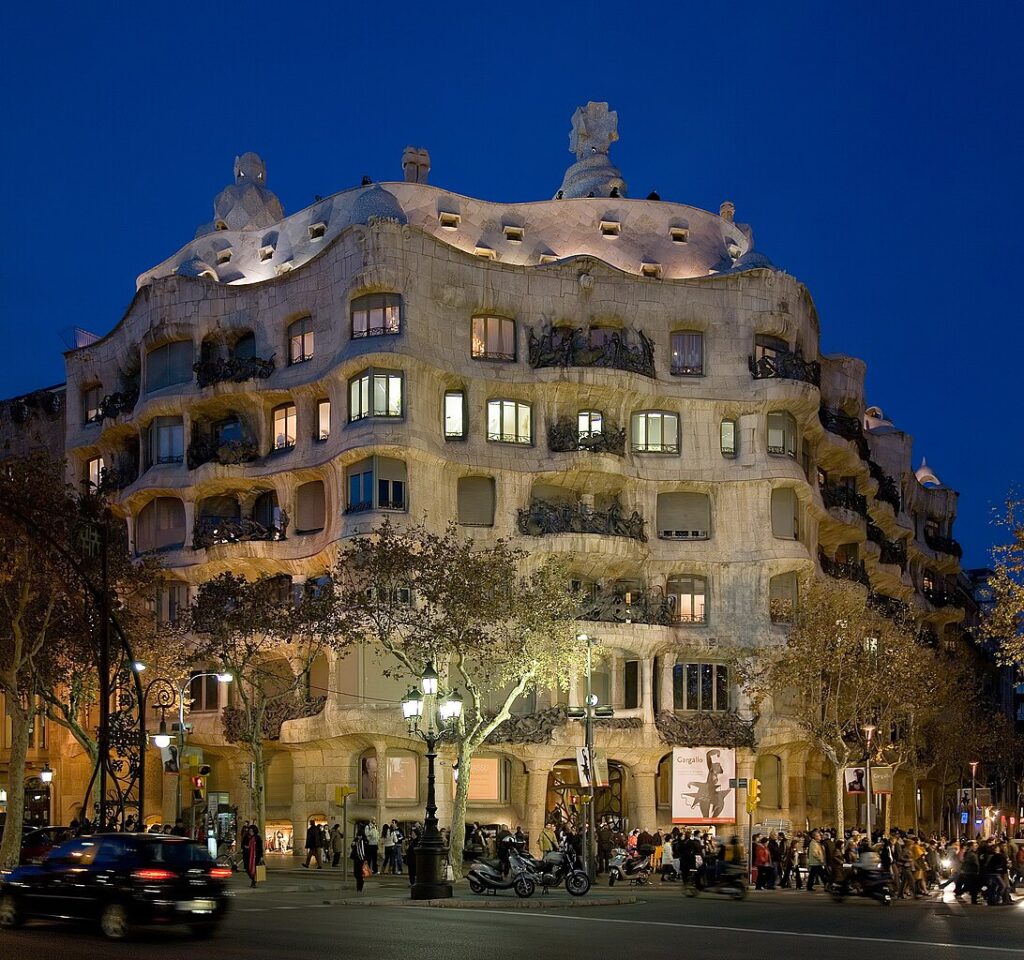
411;844;452;900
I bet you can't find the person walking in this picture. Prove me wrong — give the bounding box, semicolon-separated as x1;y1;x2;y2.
957;841;981;904
330;823;345;867
806;830;826;892
365;819;380;874
407;826;421;887
381;823;395;873
303;819;323;868
390;820;405;874
351;824;369;892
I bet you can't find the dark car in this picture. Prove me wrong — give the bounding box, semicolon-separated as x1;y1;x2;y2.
20;827;73;865
0;833;230;940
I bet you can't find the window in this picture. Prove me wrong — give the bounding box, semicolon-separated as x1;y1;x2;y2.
578;410;603;440
667;575;707;624
657;493;711;540
631;411;679;454
457;476;495;526
754;334;788;362
156;583;189;626
288;316;314;364
767;411;798;457
135;497;186;552
346;457;407;513
720;419;737;457
147;416;184;466
188;671;220;712
253;490;285;537
623;659;640;709
771;487;799;540
317;400;331;441
85;456;104;489
232;332;256;359
672;662;729;711
769;572;798;623
213;417;242;445
444;390;466;439
670;331;704;376
461;756;508;802
273;403;297;450
487;399;532;444
146;340;194;392
295;480;326;534
386;753;418;800
351;293;401;338
82;385;102;423
471;316;516;361
349;369;403;421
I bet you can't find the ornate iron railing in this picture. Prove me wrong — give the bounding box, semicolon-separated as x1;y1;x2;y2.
187;435;259;470
194;354;275;389
192;515;286;550
97;462;138;494
517;498;647;542
97;385;139;421
5;388;64;425
527;325;655;378
923;585;965;609
576;584;674;625
880;539;908;569
821;483;868;518
867;460;901;513
925;531;963;559
868;593;911;622
819;406;870;459
547;420;626;456
748;350;820;386
819;549;869;586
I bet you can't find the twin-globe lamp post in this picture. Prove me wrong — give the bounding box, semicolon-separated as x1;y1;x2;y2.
862;723;876;839
401;662;463;900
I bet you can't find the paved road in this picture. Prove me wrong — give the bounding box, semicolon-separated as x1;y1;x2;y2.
3;885;1022;959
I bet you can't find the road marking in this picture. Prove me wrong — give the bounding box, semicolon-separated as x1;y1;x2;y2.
420;908;1024;955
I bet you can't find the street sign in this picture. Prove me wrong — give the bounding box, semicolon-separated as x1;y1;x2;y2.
729;778;748;788
961;812;969;824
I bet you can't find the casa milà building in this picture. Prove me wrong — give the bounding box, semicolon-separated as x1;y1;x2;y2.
3;102;967;847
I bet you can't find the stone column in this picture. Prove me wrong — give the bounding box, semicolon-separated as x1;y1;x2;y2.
610;656;623;710
658;655;675;716
640;658;655;725
524;759;551;857
787;749;807;830
372;740;389;830
633;766;657;833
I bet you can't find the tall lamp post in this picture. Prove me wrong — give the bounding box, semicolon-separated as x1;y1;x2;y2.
862;724;876;839
970;760;979;839
567;633;613;879
402;662;463;900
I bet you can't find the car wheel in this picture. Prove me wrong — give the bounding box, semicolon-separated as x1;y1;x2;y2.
513;876;535;899
468;877;485;895
100;902;131;941
0;894;24;929
191;923;219;939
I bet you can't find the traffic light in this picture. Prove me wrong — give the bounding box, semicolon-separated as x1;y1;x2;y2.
191;775;207;802
747;778;761;813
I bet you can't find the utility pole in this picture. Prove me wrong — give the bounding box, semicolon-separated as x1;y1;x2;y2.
96;517;111;830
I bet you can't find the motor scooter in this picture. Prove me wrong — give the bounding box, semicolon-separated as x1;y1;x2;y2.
608;847;652;886
466;849;536;898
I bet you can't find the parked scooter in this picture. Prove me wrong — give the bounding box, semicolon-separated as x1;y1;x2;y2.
831;864;893;905
608;847;652;886
466;849;536;898
522;840;591;896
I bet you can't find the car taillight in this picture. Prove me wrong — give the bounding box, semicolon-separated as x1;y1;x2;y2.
209;867;232;879
132;868;176;882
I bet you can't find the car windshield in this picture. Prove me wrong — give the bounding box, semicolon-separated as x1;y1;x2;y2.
143;840;214;866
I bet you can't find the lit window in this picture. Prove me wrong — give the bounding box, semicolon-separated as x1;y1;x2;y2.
317;400;331;441
189;671;220;712
349;369;403;421
148;417;184;466
667;575;707;624
472;316;516;361
351;293;401;339
487;399;532;445
670;331;704;376
444;390;466;439
672;663;729;712
82;385;102;423
273;403;297;450
578;410;603;440
631;411;679;454
85;456;104;489
767;412;798;457
720;419;737;458
288;317;314;364
754;334;788;362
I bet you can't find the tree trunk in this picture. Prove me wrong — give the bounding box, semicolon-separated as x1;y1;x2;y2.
448;741;473;877
911;772;919;835
251;739;266;834
0;705;32;868
833;770;846;837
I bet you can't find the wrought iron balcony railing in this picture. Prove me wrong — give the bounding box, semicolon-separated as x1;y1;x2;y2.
748;350;820;386
517;498;647;542
547;420;626;456
868;592;911;622
867;522;908;569
819;549;870;586
923;585;965;609
821;483;868;518
187;436;259;470
867;460;901;513
97;462;138;494
192;515;286;550
194;354;275;389
527;325;655;378
819;406;870;460
576;584;675;626
924;531;963;559
97;385;139;421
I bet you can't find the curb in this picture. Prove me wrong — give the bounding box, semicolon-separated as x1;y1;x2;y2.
317;895;639;909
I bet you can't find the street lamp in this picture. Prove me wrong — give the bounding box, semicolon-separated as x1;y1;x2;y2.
970;760;979;839
402;663;463;900
862;724;876;839
40;764;54;785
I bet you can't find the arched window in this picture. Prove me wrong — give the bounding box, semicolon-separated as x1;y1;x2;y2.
349;369;403;421
288;317;314;364
135;497;186;553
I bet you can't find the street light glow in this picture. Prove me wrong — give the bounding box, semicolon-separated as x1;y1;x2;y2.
151;718;171;750
40;764;54;784
216;672;233;683
420;662;439;696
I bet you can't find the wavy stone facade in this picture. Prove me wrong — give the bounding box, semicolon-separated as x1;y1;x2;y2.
3;104;967;844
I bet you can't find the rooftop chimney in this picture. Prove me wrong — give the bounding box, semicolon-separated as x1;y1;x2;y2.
402;146;431;184
720;201;735;223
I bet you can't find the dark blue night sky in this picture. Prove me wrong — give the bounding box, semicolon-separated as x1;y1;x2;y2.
2;2;1021;566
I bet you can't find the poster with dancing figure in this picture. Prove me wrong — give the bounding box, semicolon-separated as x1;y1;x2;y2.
671;747;736;824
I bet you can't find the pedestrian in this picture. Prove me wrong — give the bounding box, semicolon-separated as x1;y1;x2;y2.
330;823;345;867
303;819;322;868
390;820;405;874
539;821;558;857
243;824;264;889
351;824;369;893
365;819;380;874
407;826;421;887
957;841;981;904
171;818;188;837
806;830;826;891
381;823;395;873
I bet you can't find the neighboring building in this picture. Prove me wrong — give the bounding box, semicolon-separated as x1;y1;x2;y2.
2;103;969;844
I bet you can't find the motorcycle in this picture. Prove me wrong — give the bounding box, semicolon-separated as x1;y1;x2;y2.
466;849;536;898
522;842;591;896
608;847;652;886
684;862;747;899
831;864;893;905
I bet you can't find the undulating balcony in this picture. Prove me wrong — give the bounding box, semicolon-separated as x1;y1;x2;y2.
97;385;140;421
97;461;138;494
192;515;287;550
187;435;259;470
868;592;911;622
821;483;868;518
819;549;870;586
547;420;626;456
867;522;908;570
924;531;964;559
868;460;901;513
527;325;655;378
193;355;275;389
748;350;820;386
819;406;870;460
577;584;674;626
517;498;647;542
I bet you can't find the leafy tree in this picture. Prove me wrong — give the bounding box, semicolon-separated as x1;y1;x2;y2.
185;573;346;831
986;494;1024;667
335;520;586;871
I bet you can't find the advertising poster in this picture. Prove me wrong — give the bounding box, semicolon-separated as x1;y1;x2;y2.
844;767;867;794
671;747;735;824
870;766;894;795
576;747;610;788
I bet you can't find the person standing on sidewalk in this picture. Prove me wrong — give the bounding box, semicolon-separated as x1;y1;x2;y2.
244;824;263;889
351;824;369;892
365;819;380;874
330;823;345;867
304;820;323;869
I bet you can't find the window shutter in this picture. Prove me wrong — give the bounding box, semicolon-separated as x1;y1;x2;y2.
457;476;495;526
152;497;185;550
657;493;710;539
296;481;326;533
771;488;798;539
